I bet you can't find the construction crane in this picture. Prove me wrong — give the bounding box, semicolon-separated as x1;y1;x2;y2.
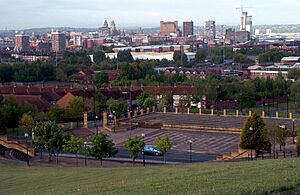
236;6;253;14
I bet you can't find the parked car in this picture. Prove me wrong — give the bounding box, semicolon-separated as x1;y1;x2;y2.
108;113;114;119
142;145;162;156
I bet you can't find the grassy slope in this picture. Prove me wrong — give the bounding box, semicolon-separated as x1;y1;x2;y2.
0;159;300;194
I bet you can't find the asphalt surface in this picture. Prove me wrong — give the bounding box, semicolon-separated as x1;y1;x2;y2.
115;148;216;163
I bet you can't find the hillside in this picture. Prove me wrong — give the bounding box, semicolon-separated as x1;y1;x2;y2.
0;158;299;194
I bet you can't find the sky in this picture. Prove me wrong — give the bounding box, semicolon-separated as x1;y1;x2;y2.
0;0;299;30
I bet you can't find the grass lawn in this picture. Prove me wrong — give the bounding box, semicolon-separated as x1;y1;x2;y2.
0;159;300;194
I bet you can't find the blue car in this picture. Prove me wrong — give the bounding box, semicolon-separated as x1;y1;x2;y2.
142;145;162;156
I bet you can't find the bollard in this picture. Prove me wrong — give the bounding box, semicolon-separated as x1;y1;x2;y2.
163;106;167;113
187;107;190;114
262;111;265;118
236;110;239;117
289;112;293;119
211;109;214;116
84;112;88;128
128;111;131;119
276;112;279;118
249;110;252;116
147;107;150;114
175;107;179;114
199;108;202;115
223;109;227;116
152;106;156;113
103;112;108;127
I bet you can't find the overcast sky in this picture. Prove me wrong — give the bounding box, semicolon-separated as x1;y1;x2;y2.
0;0;299;30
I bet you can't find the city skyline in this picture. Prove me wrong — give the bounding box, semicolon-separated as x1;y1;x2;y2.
0;0;300;30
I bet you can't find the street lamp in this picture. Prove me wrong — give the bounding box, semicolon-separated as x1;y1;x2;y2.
141;133;145;167
24;133;29;166
95;115;99;134
293;119;295;144
113;111;116;133
249;127;253;160
189;140;193;163
84;141;87;167
287;94;289;118
279;124;287;158
122;91;132;112
129;111;132;137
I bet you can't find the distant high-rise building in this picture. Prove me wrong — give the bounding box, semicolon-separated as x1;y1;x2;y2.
183;21;194;37
240;12;253;36
225;28;250;44
51;31;66;52
15;33;30;51
70;32;83;48
266;29;272;35
160;21;181;37
205;20;216;40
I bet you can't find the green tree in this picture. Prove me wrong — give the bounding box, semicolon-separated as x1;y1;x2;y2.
154;134;173;163
288;68;300;80
19;113;34;132
89;133;117;166
173;50;187;66
93;72;109;88
143;97;156;109
107;99;127;117
33;121;65;161
95;91;108;114
0;95;6;134
50;126;65;164
240;113;271;155
290;80;300;109
162;92;174;109
276;125;288;158
0;64;13;82
195;49;208;63
124;136;144;165
47;107;65;122
63;135;84;166
296;127;300;155
267;124;281;159
93;50;106;64
137;92;149;109
55;68;68;82
65;97;84;126
117;50;134;63
2;97;22;128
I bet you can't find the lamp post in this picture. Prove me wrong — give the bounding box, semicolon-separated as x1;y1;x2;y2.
113;111;116;133
189;140;193;163
293;119;295;144
24;133;29;166
84;141;87;167
122;91;132;112
249;127;253;160
142;133;145;167
95;115;99;134
287;94;289;118
280;124;287;158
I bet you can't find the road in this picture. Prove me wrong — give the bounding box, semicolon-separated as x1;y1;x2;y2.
115;148;216;163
